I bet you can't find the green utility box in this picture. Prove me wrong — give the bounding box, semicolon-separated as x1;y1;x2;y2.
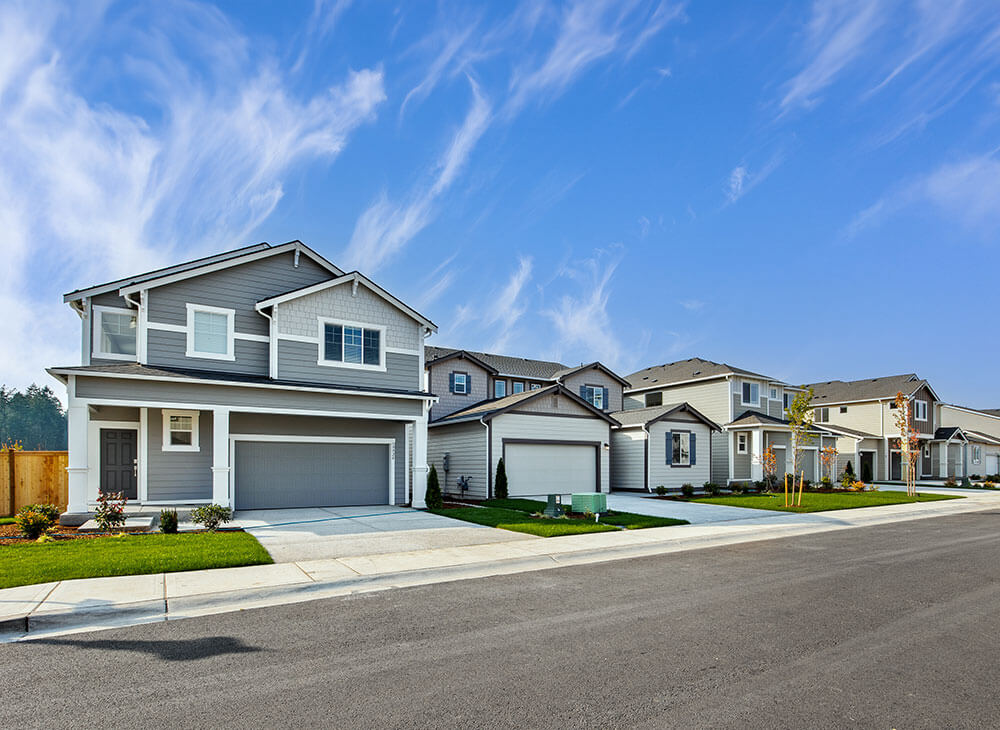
571;492;607;514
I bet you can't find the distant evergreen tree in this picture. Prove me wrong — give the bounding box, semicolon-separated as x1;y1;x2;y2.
494;458;508;499
425;464;443;509
0;385;67;450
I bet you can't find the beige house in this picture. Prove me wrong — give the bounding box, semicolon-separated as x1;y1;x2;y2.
936;404;1000;478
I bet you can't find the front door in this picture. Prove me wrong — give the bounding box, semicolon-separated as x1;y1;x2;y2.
859;452;874;483
100;429;138;499
890;451;902;481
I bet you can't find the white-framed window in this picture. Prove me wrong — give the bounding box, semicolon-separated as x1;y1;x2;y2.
783;393;792;410
816;407;830;423
512;382;524;394
529;383;542;391
162;410;199;452
914;400;928;421
741;381;760;406
453;372;469;394
672;431;692;466
93;305;137;360
581;385;605;410
840;406;848;414
319;319;385;370
186;304;235;361
973;445;982;464
769;387;778;400
494;380;507;398
737;433;748;454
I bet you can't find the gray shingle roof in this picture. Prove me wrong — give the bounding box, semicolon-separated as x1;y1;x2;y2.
817;423;880;439
935;426;962;441
624;357;779;390
807;374;929;404
610;402;721;430
729;410;789;427
965;429;1000;445
430;385;558;424
425;346;568;380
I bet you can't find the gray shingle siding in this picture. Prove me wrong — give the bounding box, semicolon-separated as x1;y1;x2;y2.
146;409;213;502
147;329;269;376
277;341;420;391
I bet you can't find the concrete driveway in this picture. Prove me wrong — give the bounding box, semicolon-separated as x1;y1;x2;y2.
233;506;535;563
607;492;776;524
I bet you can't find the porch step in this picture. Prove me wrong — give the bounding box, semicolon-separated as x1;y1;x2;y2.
77;515;156;533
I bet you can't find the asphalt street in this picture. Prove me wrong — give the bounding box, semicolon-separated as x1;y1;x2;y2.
3;511;999;729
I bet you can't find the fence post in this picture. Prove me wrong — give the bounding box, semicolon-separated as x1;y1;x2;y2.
7;451;14;516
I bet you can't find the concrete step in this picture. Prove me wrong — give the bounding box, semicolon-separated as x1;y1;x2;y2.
77;515;156;533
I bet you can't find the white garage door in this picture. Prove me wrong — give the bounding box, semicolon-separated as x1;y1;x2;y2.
504;442;598;496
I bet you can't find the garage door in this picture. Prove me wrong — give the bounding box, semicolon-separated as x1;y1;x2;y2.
234;441;390;510
503;442;597;496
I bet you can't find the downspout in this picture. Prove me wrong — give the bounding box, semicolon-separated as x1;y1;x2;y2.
483;415;492;498
124;292;143;364
642;423;651;492
258;306;275;379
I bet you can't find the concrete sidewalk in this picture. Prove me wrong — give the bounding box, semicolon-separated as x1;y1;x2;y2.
3;489;997;642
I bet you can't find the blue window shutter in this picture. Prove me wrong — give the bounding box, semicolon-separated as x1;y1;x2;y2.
579;385;587;401
666;431;673;465
690;433;697;465
449;373;455;393
466;374;471;394
603;387;609;410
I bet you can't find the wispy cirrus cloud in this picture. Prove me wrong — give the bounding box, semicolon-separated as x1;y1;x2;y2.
0;0;384;390
724;151;785;204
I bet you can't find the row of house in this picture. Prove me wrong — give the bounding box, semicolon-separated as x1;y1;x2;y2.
49;242;999;521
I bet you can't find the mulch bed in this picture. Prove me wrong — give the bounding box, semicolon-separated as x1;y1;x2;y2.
0;523;106;545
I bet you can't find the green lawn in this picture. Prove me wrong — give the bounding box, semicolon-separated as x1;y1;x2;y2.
429;498;688;537
0;517;14;526
0;531;272;589
692;490;960;513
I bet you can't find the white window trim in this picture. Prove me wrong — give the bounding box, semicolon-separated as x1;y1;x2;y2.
741;381;760;407
973;445;982;464
769;388;778;401
185;303;236;361
162;409;200;452
317;317;387;372
914;399;928;421
737;433;748;454
494;380;507;398
453;372;469;394
512;381;524;394
672;431;692;466
92;305;138;361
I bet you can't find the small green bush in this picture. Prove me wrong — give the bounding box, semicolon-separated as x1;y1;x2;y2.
730;482;745;495
704;482;721;496
681;483;694;498
494;458;509;500
425;465;443;509
159;509;179;534
14;506;55;539
190;504;232;531
654;485;668;496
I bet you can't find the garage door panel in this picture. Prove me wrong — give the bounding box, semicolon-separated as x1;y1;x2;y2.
235;441;389;510
504;443;597;496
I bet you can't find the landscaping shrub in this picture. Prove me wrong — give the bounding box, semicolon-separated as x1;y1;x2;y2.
159;509;179;534
844;460;855;479
494;458;509;500
820;476;832;489
654;485;667;496
190;504;232;531
730;482;745;495
681;483;694;498
944;476;958;487
425;465;443;509
94;491;128;531
970;474;982;481
14;505;56;539
704;482;721;496
752;480;766;493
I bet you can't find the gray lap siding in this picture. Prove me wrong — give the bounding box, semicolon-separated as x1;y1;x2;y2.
427;421;489;499
146;409;214;502
277;340;420;391
147;329;270;376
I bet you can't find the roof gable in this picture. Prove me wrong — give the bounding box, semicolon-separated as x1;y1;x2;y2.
625;357;783;392
431;383;617;425
611;402;721;431
808;374;939;404
552;361;629;387
425;346;567;380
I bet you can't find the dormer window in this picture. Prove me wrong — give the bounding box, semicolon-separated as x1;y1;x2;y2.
93;306;137;360
741;382;760;406
494;380;507;398
186;304;235;361
320;319;384;370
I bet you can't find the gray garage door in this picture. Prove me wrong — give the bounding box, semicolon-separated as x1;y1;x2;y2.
234;441;390;510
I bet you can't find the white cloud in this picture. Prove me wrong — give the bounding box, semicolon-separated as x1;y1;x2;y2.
0;1;384;391
724;152;785;204
485;257;534;353
342;77;491;273
399;22;479;118
680;299;704;311
727;166;748;202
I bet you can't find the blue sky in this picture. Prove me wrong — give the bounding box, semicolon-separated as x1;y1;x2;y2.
2;0;1000;407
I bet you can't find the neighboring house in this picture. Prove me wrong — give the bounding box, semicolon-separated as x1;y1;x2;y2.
610;403;721;491
936;403;1000;477
807;374;951;481
424;347;627;497
623;358;836;485
48;241;437;521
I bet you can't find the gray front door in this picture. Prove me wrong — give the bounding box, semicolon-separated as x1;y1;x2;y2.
860;452;874;483
890;451;902;481
100;429;138;499
234;441;391;510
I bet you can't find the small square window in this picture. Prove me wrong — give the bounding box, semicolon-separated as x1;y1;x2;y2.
494;380;507;398
162;410;199;452
840;406;848;414
512;382;524;394
646;391;663;407
770;388;778;400
529;383;541;391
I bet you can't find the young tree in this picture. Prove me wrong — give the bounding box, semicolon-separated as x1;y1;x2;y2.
757;446;777;489
786;387;816;482
425;465;443;509
893;391;920;497
494;458;509;499
820;445;838;482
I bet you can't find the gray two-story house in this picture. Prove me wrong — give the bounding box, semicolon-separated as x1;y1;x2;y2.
48;241;437;522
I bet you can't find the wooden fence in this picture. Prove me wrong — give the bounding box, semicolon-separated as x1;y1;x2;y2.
0;451;69;516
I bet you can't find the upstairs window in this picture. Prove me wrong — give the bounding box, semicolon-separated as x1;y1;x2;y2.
529;383;542;391
646;391;663;407
494;380;507;398
769;387;778;400
321;321;383;368
451;372;469;394
581;385;605;410
741;382;760;406
783;393;792;410
840;406;848;414
914;400;928;421
816;407;830;423
512;382;524;394
186;304;234;361
93;306;137;360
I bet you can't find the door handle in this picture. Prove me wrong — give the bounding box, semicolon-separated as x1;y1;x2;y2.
133;458;138;478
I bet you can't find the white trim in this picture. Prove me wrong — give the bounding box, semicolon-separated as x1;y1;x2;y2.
79;397;420;421
453;371;470;394
229;434;396;507
161;409;200;452
185;303;236;361
118;242;344;297
49;368;432;401
276;333;319;343
235;332;269;343
739;381;761;407
317;317;387;372
138;408;148;501
914;399;928;422
147;321;187;333
91;305;138;361
87;419;140;504
737;432;748;454
385;346;422;357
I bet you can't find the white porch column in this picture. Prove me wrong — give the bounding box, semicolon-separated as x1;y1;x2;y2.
750;430;763;482
939;441;948;479
212;408;231;507
65;384;90;515
411;415;428;508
